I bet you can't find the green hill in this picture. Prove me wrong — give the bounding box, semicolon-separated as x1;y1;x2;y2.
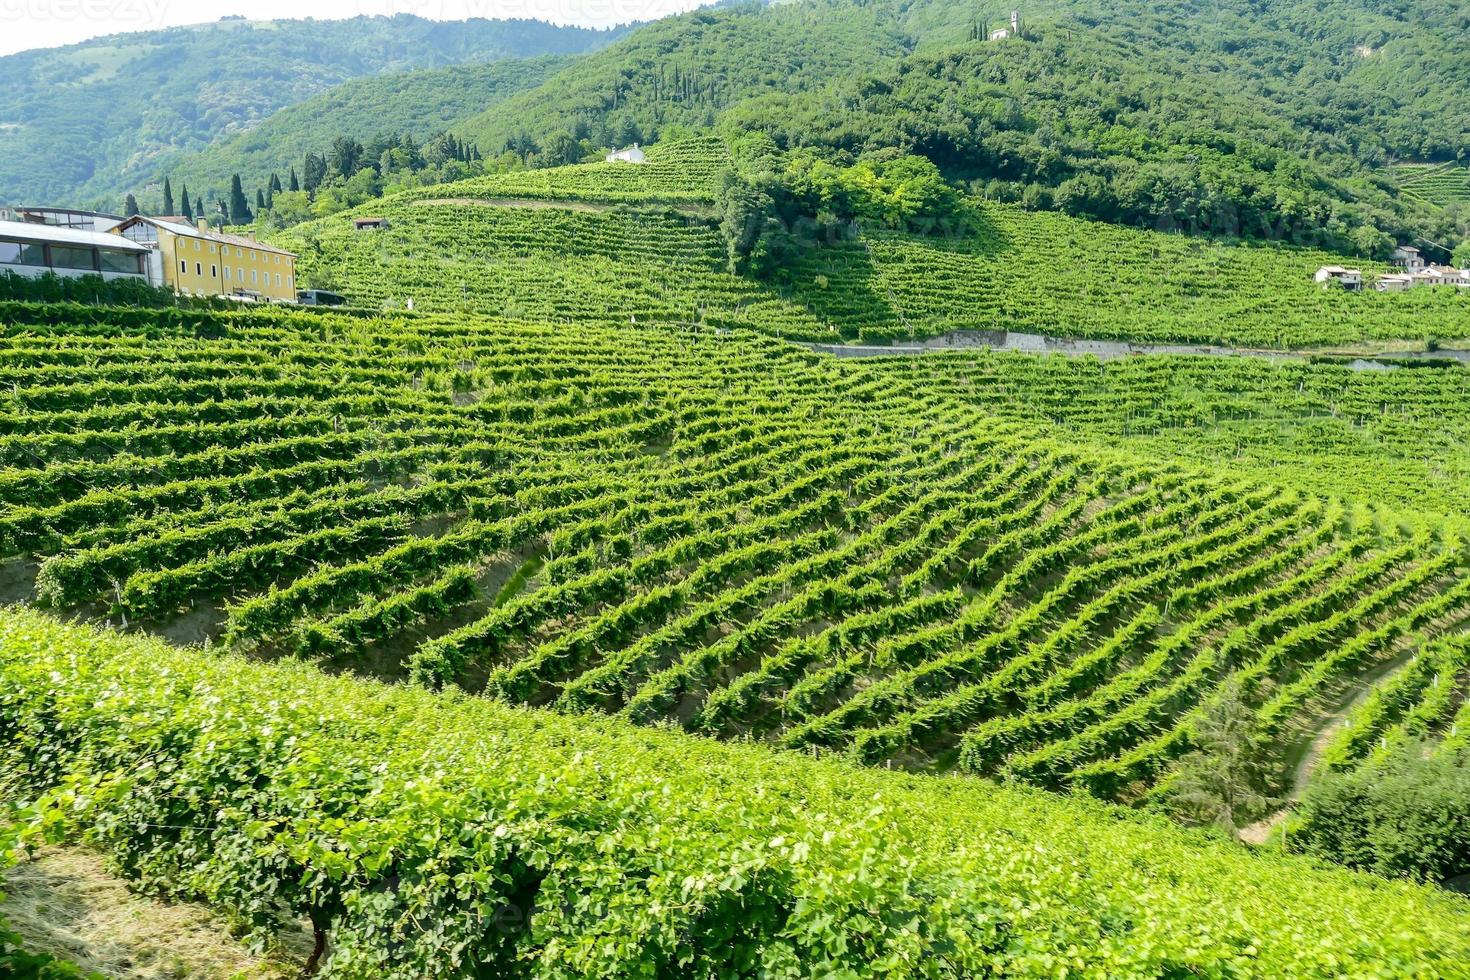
453;0;1470;253
143;55;579;210
274;145;1470;349
0;15;629;206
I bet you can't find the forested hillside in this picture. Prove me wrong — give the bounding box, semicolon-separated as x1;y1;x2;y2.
0;15;628;205
148;56;577;210
458;0;1470;254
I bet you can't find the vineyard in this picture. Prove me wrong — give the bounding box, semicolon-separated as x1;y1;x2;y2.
856;350;1470;516
399;135;727;205
277;146;1470;349
0;305;1464;813
1393;161;1470;208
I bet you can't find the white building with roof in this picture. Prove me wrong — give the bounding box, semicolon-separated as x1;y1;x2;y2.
1389;245;1426;270
1314;266;1363;290
605;143;646;164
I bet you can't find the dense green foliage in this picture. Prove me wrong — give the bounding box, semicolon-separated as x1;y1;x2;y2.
1291;740;1470;887
4;608;1470;977
457;1;912;170
145;56;574;211
453;0;1470;253
0;15;626;206
0;271;208;308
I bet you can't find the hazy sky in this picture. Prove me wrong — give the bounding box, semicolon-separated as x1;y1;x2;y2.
0;0;708;57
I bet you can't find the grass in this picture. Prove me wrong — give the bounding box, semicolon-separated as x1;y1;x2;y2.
3;847;306;979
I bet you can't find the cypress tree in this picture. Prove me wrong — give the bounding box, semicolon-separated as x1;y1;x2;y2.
179;183;192;221
123;193;140;217
229;175;253;225
162;177;174;216
289;166;300;192
256;188;266;212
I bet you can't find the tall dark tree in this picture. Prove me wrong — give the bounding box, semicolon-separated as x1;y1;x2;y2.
256;188;266;213
162;177;174;216
269;173;283;195
179;183;192;221
289;166;300;192
228;175;253;225
195;197;205;222
123;193;140;217
303;153;327;193
328;136;365;178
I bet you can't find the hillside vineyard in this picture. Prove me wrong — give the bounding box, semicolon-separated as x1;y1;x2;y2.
4;304;1466;803
280;139;1470;349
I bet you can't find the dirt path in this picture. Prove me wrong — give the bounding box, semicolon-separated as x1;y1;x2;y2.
805;330;1470;367
1237;648;1419;845
3;846;308;979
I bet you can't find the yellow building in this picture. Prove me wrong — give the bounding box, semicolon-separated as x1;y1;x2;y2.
109;215;298;302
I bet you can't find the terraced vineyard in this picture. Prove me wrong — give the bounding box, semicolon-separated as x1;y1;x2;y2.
279;146;1470;349
1319;631;1470;775
280;201;830;337
1394;161;1470;207
5;303;1467;810
857;349;1470;515
403;135;726;205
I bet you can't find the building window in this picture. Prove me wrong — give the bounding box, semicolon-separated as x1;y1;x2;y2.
224;266;231;281
0;241;23;265
250;250;256;260
196;262;202;276
180;259;188;273
237;267;243;280
99;249;142;275
51;245;96;271
210;244;217;254
211;264;217;277
275;273;281;286
251;269;258;284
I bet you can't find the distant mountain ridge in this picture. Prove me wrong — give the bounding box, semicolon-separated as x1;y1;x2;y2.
151;56;578;210
0;14;632;206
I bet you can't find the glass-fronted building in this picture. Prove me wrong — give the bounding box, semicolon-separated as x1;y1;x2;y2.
0;219;150;282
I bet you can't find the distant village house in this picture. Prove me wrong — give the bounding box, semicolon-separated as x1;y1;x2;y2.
1314;266;1363;290
354;217;389;232
605;143;647;164
1389;245;1426;270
